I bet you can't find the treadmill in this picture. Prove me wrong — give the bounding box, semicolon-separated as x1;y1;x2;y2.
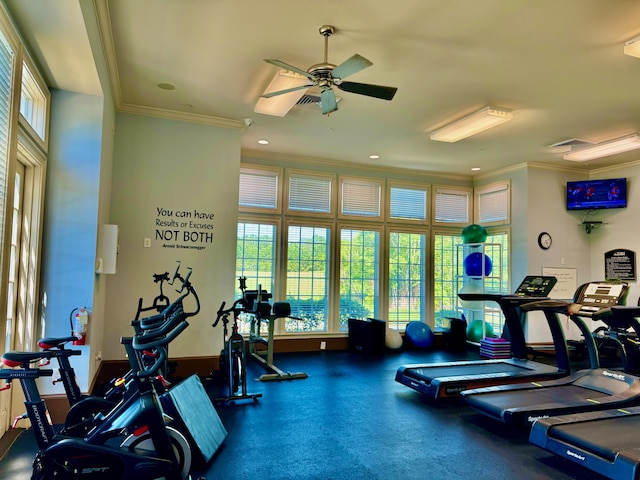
395;275;586;400
461;281;636;428
528;306;640;480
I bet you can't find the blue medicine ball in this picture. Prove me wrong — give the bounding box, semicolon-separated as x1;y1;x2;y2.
405;321;435;349
463;252;493;277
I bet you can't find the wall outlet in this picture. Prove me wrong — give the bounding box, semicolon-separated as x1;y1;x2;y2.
95;351;102;362
320;341;327;350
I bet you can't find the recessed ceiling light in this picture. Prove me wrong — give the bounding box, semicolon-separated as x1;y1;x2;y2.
257;139;269;145
471;167;481;171
369;154;380;159
158;83;176;90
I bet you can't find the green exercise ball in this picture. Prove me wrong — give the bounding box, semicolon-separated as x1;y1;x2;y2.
466;319;494;342
462;224;488;244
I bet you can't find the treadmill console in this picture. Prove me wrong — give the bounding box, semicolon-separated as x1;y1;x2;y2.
513;276;558;297
574;282;628;316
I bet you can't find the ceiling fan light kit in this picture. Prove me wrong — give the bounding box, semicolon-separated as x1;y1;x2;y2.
259;25;397;115
563;133;640;161
430;106;513;143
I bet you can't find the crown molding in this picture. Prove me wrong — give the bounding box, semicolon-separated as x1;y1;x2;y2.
241;148;473;183
119;103;244;129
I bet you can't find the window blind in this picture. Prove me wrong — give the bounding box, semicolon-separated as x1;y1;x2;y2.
239;170;279;210
288;174;332;213
341;179;381;217
0;30;14;257
390;186;427;221
434;188;469;223
477;184;509;223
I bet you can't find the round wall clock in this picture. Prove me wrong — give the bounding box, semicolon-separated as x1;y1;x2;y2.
538;232;552;250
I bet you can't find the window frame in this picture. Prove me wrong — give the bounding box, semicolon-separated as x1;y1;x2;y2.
238;164;282;214
283;218;335;335
474;180;510;226
386;224;428;331
386;180;430;225
432;184;473;226
284;169;336;219
337;221;384;331
338;175;384;221
18;52;49;152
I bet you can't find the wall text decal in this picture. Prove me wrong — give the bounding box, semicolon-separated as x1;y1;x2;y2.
154;206;214;251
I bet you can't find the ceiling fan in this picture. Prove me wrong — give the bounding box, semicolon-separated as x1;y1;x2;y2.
262;25;398;115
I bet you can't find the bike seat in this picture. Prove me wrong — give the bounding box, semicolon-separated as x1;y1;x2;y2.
2;351;52;368
38;336;78;349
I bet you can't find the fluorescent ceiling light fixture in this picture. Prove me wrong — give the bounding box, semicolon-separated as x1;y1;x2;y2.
430;106;513;143
564;134;640;161
254;70;310;117
369;154;380;159
624;36;640;58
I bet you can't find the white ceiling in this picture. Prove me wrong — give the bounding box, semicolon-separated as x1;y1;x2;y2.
6;0;640;176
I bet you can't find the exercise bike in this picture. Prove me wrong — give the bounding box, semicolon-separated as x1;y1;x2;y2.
2;265;202;479
213;277;262;404
41;267;185;437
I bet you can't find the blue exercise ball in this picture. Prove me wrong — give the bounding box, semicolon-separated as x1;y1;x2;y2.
405;321;435;349
463;252;493;277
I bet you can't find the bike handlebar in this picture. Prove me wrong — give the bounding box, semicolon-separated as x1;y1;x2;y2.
212;298;247;327
132;321;189;377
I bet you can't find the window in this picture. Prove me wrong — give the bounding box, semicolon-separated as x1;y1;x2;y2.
339;227;380;330
285;224;331;332
475;181;510;225
481;228;510;334
286;171;334;216
388;231;426;330
19;57;48;145
0;28;13;281
239;166;281;213
432;230;461;329
388;182;428;223
340;177;383;219
433;186;471;224
0;8;50;438
236;164;509;339
235;222;277;293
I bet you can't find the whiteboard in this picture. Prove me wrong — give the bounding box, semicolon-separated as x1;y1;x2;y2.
542;267;577;300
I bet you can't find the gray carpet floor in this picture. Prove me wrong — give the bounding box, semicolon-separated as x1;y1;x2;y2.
0;348;607;479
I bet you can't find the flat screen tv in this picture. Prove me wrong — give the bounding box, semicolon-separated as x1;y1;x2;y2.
566;178;627;211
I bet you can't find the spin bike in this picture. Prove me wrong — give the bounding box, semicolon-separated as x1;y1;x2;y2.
1;265;201;479
212;298;262;404
213;278;262;404
42;267;184;437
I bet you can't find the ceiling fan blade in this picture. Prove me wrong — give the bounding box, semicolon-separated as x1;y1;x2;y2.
337;81;398;101
264;59;314;80
261;84;313;98
320;88;338;115
331;54;373;80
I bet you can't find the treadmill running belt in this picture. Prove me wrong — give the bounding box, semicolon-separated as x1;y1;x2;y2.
467;385;602;414
407;362;532;380
547;416;640;462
